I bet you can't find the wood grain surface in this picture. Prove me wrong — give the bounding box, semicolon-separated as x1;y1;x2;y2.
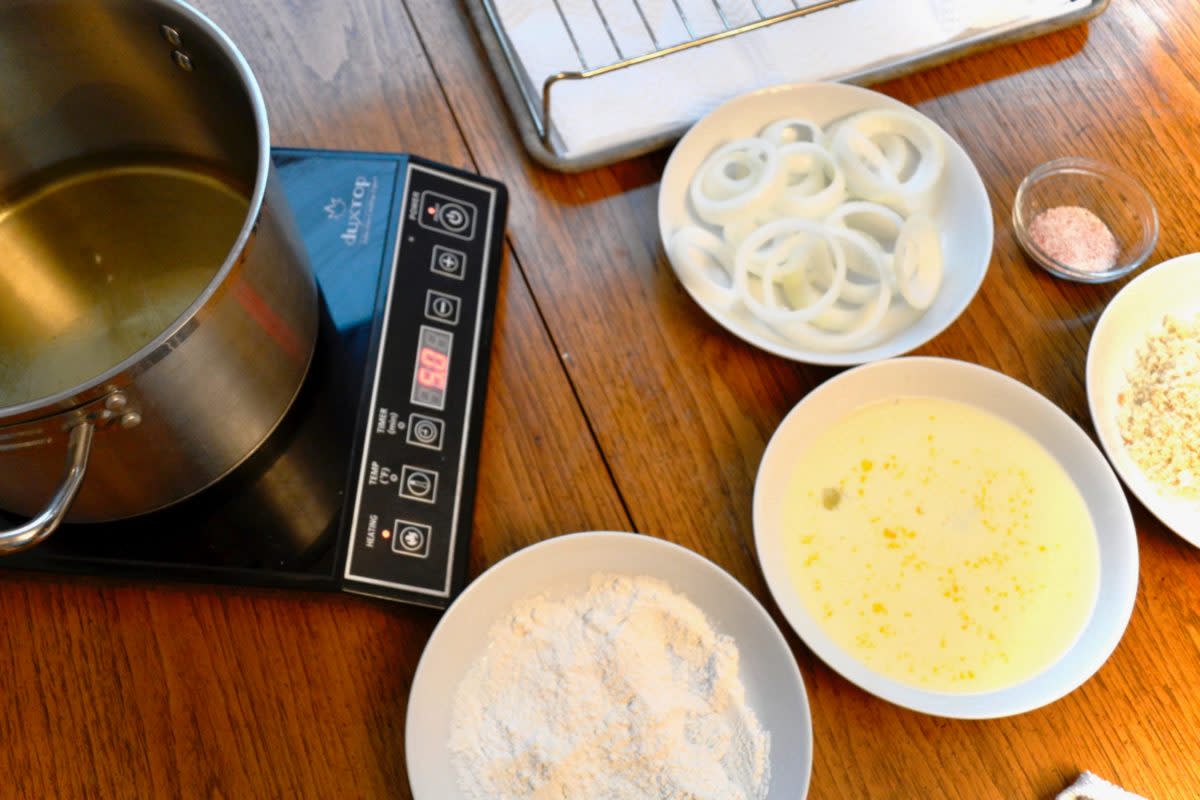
3;1;1200;798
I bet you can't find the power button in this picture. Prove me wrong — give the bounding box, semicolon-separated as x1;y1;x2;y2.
419;190;477;241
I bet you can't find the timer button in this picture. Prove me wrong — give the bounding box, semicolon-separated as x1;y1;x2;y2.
407;413;445;451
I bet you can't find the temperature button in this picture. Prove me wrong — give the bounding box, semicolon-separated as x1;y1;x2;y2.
399;465;439;504
390;520;432;559
406;413;445;451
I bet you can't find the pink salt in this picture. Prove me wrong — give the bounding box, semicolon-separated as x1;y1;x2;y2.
1027;205;1120;273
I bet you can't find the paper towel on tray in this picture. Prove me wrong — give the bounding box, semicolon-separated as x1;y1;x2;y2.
490;0;1085;161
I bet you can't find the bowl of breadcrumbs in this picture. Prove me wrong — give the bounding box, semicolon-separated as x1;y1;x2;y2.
1088;254;1200;545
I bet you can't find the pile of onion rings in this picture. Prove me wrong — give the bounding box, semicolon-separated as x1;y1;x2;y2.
669;108;947;351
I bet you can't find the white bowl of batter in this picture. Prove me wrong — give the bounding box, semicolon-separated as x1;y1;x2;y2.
754;357;1137;718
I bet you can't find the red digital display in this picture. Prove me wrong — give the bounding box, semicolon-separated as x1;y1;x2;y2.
416;346;449;391
412;326;453;411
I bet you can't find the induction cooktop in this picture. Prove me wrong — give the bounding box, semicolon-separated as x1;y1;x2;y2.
1;148;509;609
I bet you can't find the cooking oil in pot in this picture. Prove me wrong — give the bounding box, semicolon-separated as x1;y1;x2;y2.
0;160;249;408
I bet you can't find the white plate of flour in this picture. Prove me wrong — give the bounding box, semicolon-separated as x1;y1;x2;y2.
406;531;812;799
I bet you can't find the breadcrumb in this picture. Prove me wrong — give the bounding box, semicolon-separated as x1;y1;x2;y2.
1118;313;1200;498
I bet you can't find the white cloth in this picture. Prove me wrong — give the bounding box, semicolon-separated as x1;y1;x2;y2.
490;0;1084;160
1057;772;1148;800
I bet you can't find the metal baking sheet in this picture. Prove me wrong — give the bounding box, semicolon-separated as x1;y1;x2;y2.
467;0;1110;173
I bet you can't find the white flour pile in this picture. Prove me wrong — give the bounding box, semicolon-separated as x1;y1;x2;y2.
449;574;770;800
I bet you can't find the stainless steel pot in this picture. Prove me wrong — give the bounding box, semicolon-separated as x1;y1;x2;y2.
0;0;317;552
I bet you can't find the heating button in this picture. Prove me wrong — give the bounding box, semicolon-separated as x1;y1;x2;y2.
390;520;432;559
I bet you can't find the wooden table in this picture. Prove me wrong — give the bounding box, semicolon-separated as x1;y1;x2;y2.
4;1;1200;797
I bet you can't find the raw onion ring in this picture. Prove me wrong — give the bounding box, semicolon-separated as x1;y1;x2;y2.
724;214;775;250
774;143;847;219
831;108;946;212
668;226;739;310
701;149;758;200
761;118;823;147
832;131;909;183
734;219;846;325
875;132;910;177
731;224;814;277
839;129;903;187
689;138;784;225
894;214;943;311
803;227;889;305
824;201;906;255
774;228;893;346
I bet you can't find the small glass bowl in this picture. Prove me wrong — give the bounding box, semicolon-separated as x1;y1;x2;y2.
1013;157;1158;283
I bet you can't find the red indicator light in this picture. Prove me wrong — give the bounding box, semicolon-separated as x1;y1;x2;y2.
428;206;437;215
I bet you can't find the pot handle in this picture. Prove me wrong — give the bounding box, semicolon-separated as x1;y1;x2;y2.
0;422;94;554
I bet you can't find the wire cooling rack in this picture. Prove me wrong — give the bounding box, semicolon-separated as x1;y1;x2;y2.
467;0;1108;171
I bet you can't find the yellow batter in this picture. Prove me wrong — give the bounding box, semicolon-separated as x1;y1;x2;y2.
783;396;1099;693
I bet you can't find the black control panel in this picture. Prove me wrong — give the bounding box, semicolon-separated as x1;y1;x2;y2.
340;158;507;607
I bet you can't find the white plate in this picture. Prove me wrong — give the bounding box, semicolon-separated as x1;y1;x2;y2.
406;531;812;798
1088;254;1200;545
753;358;1138;718
658;82;993;366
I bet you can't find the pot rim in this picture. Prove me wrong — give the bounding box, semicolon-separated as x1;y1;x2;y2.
0;0;271;428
